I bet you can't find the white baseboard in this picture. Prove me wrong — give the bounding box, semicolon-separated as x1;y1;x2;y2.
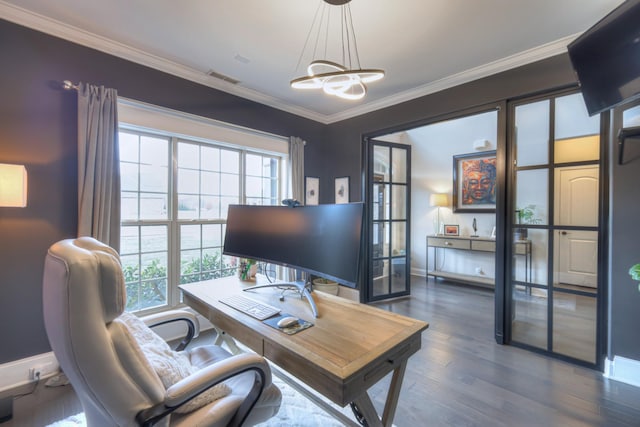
411;267;427;277
0;352;59;396
604;356;640;388
0;308;214;396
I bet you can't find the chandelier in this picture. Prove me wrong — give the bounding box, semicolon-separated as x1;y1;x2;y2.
290;0;384;101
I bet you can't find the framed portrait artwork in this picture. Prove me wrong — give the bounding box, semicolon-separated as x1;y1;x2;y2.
334;176;349;204
452;151;497;213
305;176;319;206
444;224;459;236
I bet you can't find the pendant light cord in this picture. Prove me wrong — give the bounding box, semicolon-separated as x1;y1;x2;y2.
294;1;324;72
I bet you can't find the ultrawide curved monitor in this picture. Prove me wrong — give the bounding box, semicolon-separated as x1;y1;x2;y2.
223;203;364;288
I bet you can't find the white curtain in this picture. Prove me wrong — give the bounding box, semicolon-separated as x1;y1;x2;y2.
288;136;305;204
288;136;306;282
77;83;121;251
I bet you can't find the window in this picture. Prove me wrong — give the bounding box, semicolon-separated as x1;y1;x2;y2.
119;128;284;312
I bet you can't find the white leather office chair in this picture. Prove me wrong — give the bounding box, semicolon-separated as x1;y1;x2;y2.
42;237;281;426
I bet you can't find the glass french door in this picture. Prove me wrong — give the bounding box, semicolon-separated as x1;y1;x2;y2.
364;139;411;302
506;90;606;366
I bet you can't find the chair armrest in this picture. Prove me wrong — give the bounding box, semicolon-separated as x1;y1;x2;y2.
141;310;200;351
165;353;271;406
136;353;271;427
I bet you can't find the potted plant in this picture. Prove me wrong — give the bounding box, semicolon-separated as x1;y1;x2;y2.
312;277;339;295
237;258;257;281
629;263;640;292
514;204;541;241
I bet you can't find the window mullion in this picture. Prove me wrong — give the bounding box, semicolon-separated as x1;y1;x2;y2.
120;126;284;313
240;149;246;205
169;136;180;306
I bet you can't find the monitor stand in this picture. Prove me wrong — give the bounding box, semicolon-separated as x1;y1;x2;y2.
242;280;318;318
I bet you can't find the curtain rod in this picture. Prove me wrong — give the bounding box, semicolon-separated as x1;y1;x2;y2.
66;84;301;145
62;80;79;91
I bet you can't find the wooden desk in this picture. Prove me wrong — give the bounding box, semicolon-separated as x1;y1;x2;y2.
180;276;428;427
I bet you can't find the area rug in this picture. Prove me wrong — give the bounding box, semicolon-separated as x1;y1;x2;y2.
46;373;352;427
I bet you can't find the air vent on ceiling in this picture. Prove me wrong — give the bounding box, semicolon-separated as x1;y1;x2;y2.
206;69;240;85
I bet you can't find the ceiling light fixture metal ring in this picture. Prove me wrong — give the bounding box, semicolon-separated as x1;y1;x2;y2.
291;60;383;100
290;0;384;101
324;0;352;5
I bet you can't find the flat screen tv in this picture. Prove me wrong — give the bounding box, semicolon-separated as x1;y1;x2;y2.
223;203;364;288
567;0;640;116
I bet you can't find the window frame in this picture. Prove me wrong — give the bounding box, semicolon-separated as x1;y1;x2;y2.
119;124;287;315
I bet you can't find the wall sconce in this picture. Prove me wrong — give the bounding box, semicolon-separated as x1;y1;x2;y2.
429;193;449;235
0;163;28;207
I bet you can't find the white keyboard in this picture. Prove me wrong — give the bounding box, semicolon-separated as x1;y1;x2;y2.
219;294;281;320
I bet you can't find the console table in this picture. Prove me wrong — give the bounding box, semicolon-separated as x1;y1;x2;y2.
426;235;532;287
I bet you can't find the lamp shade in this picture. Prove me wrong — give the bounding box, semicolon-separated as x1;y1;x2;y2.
0;163;27;207
429;193;449;208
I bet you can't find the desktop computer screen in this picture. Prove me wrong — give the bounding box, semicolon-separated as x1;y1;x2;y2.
223;203;364;288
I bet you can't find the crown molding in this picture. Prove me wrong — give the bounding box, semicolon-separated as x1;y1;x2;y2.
0;1;328;123
323;34;578;123
0;1;578;125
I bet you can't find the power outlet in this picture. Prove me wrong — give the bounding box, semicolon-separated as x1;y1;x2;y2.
28;367;41;381
28;362;57;380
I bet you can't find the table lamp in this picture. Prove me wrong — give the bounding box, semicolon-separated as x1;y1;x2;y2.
430;193;449;235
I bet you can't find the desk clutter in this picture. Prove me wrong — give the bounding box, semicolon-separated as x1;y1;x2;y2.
264;313;313;335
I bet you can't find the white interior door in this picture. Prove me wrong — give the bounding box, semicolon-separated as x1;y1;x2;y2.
554;166;599;287
556;230;598;287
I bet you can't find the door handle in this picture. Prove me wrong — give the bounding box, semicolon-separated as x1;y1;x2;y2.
561;231;568;235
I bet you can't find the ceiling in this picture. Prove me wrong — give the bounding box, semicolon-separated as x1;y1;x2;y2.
0;0;625;124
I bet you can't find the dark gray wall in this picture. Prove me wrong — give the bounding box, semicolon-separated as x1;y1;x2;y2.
2;17;639;366
0;19;324;364
610;107;640;359
322;55;578;204
324;54;640;362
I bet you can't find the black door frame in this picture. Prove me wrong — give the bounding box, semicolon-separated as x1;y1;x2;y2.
504;87;609;369
361;102;507;332
362;138;412;302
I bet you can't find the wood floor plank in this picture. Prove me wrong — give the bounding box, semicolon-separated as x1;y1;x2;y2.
367;277;640;426
6;275;640;426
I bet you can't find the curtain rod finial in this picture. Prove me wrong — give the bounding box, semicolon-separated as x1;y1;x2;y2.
63;80;79;90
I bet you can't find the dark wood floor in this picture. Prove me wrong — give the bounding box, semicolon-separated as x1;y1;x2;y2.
6;276;640;426
369;277;640;427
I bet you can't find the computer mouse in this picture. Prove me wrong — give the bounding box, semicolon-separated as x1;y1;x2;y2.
277;316;299;328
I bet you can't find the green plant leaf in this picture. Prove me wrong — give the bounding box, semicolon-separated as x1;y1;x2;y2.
629;263;640;281
516;204;542;224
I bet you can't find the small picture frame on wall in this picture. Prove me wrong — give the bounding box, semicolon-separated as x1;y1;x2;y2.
444;224;460;236
305;176;319;206
334;176;349;204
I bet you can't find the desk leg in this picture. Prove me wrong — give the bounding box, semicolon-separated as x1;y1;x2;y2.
212;327;242;355
351;360;407;427
382;360;406;426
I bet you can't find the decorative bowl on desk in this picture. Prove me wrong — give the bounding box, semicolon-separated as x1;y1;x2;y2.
312;278;339;295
